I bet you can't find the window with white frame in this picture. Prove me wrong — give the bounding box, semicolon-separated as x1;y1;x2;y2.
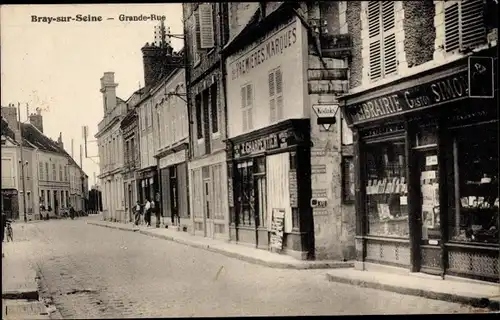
241;83;254;132
39;162;44;180
147;103;152;128
443;0;486;53
368;1;397;81
269;67;283;123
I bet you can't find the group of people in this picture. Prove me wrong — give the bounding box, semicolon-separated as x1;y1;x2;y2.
134;198;161;228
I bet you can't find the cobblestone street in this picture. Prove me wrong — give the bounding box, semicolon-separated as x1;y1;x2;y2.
22;219;480;318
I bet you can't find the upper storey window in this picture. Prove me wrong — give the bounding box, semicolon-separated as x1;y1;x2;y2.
443;0;486;53
368;1;397;81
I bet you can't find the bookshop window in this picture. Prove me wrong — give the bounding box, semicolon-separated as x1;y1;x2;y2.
451;125;499;244
365;139;409;237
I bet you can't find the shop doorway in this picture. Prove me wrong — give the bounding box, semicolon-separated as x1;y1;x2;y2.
414;144;442;275
128;184;132;222
169;167;180;226
203;178;214;238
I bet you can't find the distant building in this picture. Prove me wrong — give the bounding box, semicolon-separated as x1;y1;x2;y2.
1;105;88;220
96;72;128;222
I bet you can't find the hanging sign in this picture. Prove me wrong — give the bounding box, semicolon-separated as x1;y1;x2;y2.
468;56;495;98
313;104;339;131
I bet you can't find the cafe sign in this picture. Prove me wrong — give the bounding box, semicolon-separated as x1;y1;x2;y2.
233;130;291;158
345;67;470;125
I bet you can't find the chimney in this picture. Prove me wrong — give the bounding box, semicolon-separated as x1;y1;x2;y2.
100;72;118;114
1;104;21;142
57;132;64;149
29;108;44;133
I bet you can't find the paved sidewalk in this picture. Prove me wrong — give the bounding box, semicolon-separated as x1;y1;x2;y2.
86;215;353;270
1;223;54;320
326;268;500;311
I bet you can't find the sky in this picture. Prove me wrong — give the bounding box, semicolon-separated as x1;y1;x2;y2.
1;4;184;187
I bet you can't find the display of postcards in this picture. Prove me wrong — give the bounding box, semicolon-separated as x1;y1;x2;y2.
392;178;400;193
477;197;485;207
378;203;391;220
384;179;394;194
401;177;406;184
366;180;372;195
460;197;469;208
468;196;477;207
400;183;407;194
422;205;435;228
378;179;388;194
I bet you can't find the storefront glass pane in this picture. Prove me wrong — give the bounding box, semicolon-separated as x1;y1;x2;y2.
365;140;409;238
451;125;499;244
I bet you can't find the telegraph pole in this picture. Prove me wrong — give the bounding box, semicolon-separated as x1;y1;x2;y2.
17;103;28;223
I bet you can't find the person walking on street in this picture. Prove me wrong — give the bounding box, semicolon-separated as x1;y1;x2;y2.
134;201;141;226
154;200;161;228
144;199;151;227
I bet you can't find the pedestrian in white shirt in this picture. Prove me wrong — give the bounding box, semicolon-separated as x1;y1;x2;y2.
144;199;151;227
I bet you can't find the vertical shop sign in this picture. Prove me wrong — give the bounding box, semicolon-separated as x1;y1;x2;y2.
270;208;285;250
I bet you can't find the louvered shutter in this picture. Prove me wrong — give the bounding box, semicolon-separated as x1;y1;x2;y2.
246;84;253;130
368;2;382;81
445;3;460;52
199;3;215;49
241;86;248;132
382;2;396;75
460;0;486;50
275;69;283;120
269;72;276;122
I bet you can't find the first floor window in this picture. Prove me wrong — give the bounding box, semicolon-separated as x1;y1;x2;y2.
241;83;253;132
210;84;218;134
449;124;499;244
365;139;409;237
47;190;52;209
40;190;45;208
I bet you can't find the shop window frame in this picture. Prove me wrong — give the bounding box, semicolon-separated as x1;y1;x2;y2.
363;134;410;239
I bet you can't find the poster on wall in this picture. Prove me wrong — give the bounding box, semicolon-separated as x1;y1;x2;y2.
270;208;285;251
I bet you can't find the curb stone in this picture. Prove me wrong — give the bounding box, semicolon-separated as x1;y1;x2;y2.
325;273;500;311
87;221;353;270
35;269;64;320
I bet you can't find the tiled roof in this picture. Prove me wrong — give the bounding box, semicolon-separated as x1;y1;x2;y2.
1;117;87;176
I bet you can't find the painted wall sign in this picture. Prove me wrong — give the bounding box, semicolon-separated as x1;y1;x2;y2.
230;22;298;81
233;130;292;158
320;34;352;58
289;170;298;208
308;68;348;81
345;68;469;125
159;150;186;169
310;197;328;208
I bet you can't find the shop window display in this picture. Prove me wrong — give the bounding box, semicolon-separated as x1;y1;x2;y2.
451;125;499;244
365;140;409;237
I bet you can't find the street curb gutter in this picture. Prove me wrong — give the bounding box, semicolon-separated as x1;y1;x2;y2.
325;273;500;311
87;221;353;270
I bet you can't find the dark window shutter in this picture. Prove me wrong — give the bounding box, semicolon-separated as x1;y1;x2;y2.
199;3;215;49
369;40;382;81
460;0;486;50
445;3;460;52
368;1;380;38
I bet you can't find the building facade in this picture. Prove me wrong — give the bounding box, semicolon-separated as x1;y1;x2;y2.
221;2;356;260
153;67;191;229
96;72;127;222
338;0;498;282
1;106;88;220
121;90;142;222
183;2;231;240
